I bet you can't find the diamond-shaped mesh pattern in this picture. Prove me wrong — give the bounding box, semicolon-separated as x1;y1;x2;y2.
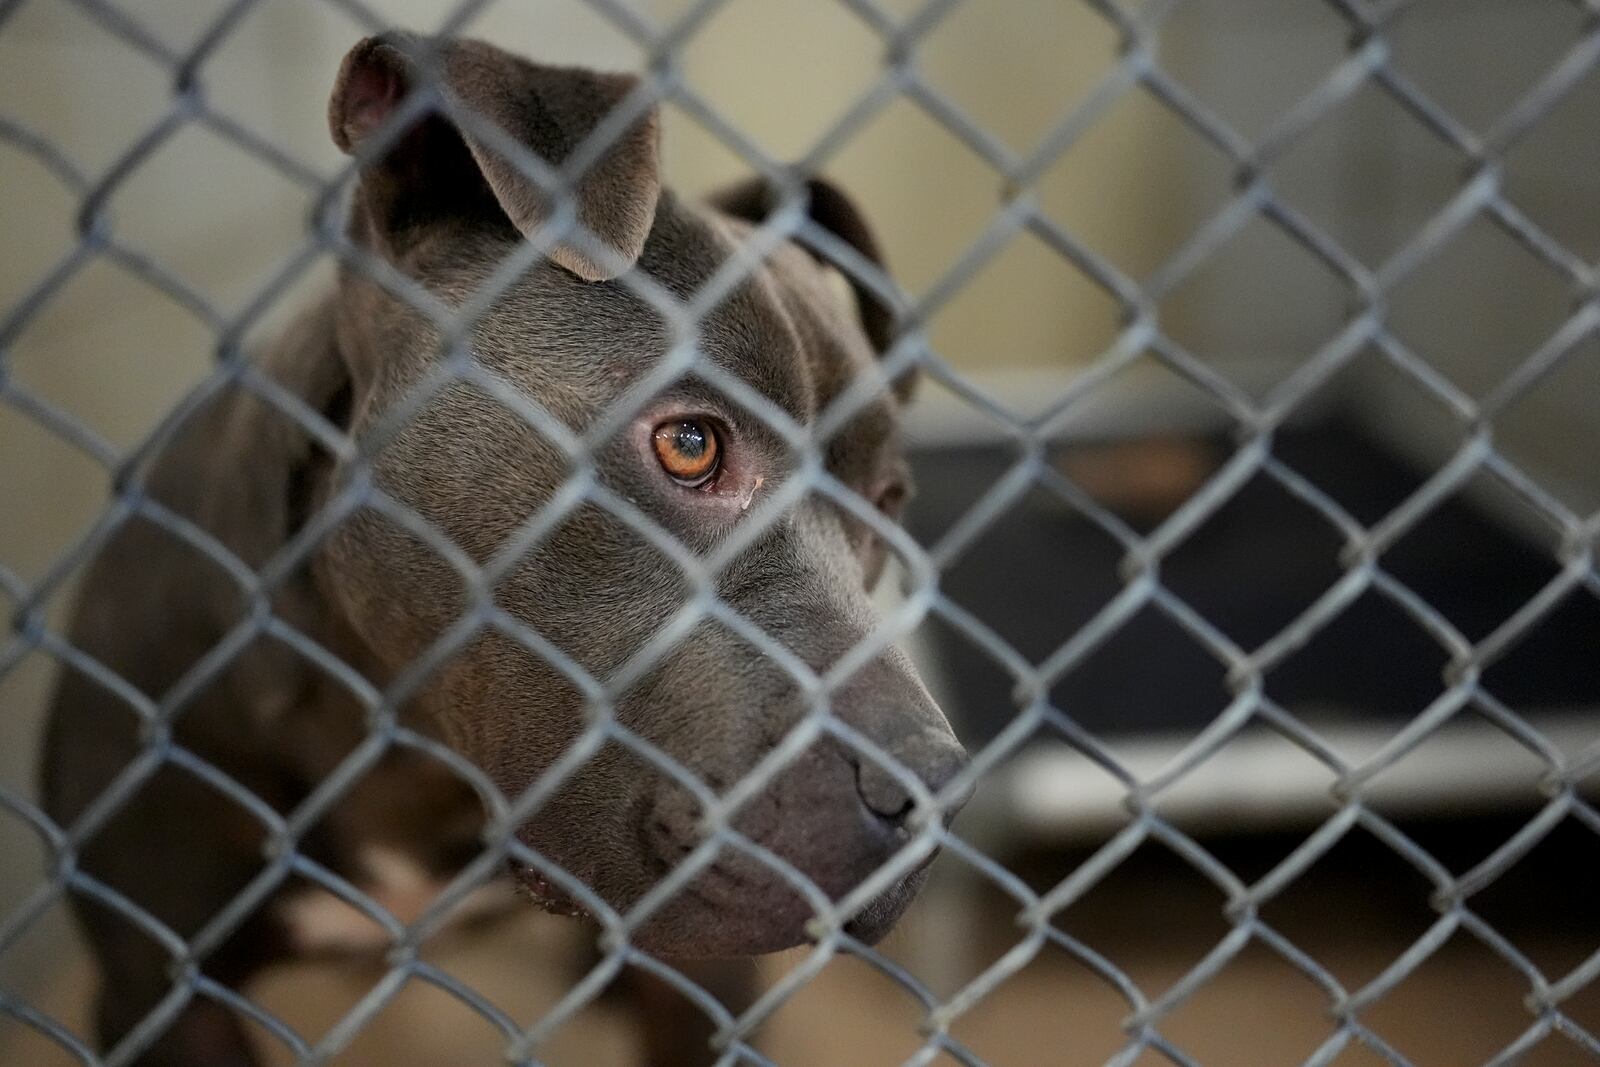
3;0;1599;1065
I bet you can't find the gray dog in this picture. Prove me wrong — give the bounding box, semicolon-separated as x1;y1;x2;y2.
41;31;970;1067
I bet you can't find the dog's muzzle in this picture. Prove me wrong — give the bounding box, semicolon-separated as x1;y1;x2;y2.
623;731;973;956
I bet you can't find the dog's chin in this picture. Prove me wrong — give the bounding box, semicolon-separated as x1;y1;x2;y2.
839;869;928;945
508;857;929;956
628;865;931;958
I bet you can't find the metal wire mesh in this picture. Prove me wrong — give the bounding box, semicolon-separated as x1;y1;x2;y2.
3;0;1599;1065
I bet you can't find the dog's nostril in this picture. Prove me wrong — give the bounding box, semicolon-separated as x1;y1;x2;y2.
855;742;972;828
856;760;916;825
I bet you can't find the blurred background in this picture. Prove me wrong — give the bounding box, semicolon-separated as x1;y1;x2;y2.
3;0;1598;1063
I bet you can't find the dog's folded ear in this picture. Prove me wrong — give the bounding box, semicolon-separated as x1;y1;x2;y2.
329;33;660;281
711;177;908;396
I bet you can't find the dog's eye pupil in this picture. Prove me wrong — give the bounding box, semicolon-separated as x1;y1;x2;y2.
652;419;720;486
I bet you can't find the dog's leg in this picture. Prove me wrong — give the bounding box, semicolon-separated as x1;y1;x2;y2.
95;972;259;1067
629;958;759;1067
68;764;292;1067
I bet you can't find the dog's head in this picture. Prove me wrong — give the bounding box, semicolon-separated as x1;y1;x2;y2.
311;33;969;955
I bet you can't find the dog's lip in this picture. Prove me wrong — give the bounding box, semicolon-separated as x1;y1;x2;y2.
507;859;587;918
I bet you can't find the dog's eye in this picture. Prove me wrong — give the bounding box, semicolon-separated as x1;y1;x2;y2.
652;419;721;487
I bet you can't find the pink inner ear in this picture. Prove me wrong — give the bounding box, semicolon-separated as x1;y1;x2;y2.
343;57;405;145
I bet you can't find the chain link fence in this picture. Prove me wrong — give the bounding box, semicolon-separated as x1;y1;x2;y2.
2;0;1599;1064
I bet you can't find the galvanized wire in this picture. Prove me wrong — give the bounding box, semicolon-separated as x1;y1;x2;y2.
3;0;1599;1065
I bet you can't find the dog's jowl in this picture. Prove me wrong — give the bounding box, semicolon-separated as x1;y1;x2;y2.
41;32;970;1067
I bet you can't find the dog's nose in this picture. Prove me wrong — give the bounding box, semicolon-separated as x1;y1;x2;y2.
855;737;972;830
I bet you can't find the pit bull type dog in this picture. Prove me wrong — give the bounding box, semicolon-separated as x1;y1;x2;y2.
41;31;970;1067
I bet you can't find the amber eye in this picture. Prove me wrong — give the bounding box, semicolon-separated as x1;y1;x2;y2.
652;419;721;486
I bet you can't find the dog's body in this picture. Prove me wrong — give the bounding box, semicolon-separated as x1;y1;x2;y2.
41;33;968;1067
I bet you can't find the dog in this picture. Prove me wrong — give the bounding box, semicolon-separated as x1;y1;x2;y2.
40;31;971;1067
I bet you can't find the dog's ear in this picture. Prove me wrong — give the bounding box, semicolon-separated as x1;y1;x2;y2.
711;177;907;396
329;33;660;281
